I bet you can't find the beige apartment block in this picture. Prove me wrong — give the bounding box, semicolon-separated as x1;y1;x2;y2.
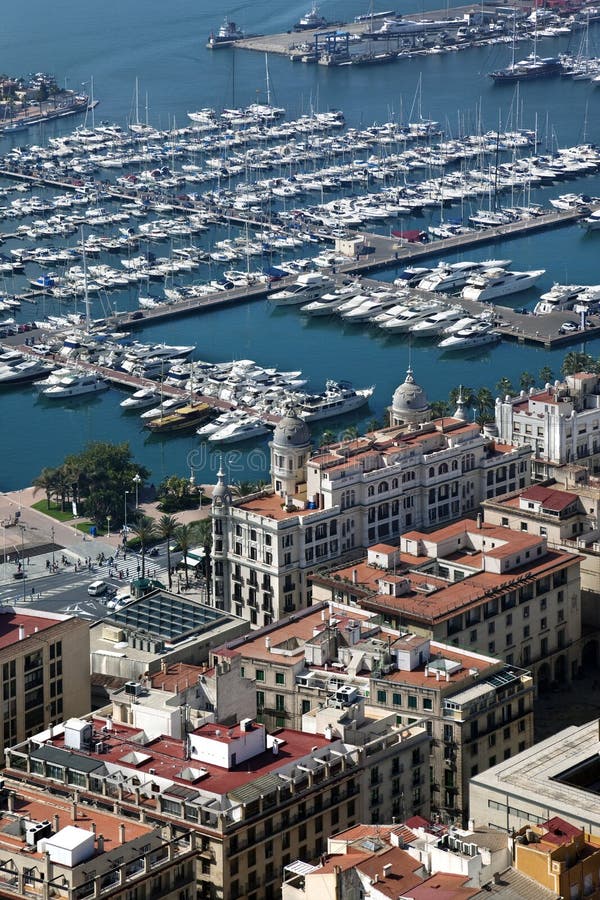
0;782;196;900
0;606;89;758
310;522;583;692
4;714;368;900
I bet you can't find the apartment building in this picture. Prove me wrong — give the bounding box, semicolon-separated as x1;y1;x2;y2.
0;781;195;900
213;601;534;824
470;720;600;836
0;606;89;758
483;480;600;644
4;713;372;900
310;522;583;692
512;817;600;899
494;373;600;480
211;369;530;625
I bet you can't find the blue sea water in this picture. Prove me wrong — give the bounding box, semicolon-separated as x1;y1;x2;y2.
0;0;599;490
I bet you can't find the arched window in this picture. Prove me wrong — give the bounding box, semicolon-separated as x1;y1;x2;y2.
391;478;398;489
439;463;448;475
429;467;435;478
378;481;388;494
451;460;458;471
368;486;375;497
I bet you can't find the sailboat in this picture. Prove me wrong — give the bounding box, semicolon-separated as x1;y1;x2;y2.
245;54;286;120
489;13;563;82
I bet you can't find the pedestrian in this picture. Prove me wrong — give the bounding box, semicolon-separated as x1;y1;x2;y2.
30;587;34;600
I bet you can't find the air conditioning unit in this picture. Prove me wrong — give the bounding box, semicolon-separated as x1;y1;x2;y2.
95;742;105;754
125;681;143;697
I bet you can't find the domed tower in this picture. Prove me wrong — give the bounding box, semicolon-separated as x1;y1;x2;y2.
389;366;431;428
270;410;312;498
211;461;232;609
453;385;468;422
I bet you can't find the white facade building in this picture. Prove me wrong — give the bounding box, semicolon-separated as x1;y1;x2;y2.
211;370;531;625
495;373;600;480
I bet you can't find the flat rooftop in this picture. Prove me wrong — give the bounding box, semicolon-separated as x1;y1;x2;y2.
30;718;337;798
0;786;152;858
0;609;65;651
106;590;232;643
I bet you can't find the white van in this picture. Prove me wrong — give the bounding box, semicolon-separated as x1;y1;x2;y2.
87;580;107;597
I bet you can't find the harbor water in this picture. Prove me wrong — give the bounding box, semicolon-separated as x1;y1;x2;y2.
0;0;599;490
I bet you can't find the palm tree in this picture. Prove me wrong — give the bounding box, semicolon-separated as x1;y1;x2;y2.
342;424;359;442
365;417;382;433
232;480;264;499
320;429;337;449
175;523;193;589
157;514;179;589
449;386;474;409
430;400;451;419
561;351;596;377
131;515;158;580
539;365;554;386
33;467;59;509
519;371;536;392
495;377;514;397
476;387;495;419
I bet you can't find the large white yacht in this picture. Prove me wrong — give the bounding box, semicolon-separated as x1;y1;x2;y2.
533;283;600;315
140;396;188;419
461;268;545;302
296;381;374;421
41;373;110;399
409;306;465;335
417;259;512;293
209;416;272;444
438;320;501;350
269;272;334;306
301;282;362;316
378;303;435;333
119;387;161;410
0;357;52;385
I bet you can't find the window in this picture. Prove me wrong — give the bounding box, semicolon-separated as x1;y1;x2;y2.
275;672;285;685
423;698;433;711
407;695;417;710
256;670;265;682
393;692;402;706
377;690;387;704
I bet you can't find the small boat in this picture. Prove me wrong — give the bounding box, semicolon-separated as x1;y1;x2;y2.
207;19;245;49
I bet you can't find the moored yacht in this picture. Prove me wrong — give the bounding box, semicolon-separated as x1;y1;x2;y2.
0;357;52;385
409;305;465;335
269;272;334;306
301;282;363;315
41;373;109;399
209;416;272;444
296;381;374;421
438;320;501;350
119;387;161;410
461;268;545;302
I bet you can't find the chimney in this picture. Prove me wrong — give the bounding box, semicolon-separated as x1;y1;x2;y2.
160;659;167;674
91;822;96;836
34;626;39;633
97;835;104;853
18;625;25;641
352;569;358;585
53;815;60;832
119;823;126;844
383;863;393;878
7;792;14;813
71;800;78;822
446;672;450;682
476;513;482;530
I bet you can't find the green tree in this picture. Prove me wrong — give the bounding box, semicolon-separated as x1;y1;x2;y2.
539;366;554;386
475;387;494;419
131;515;158;580
175;523;194;589
519;371;536;392
157;475;195;512
365;417;382;433
157;514;180;589
430;400;451;419
232;480;265;499
495;377;514;397
194;518;213;592
342;424;359;442
32;467;59;509
448;386;475;409
561;351;597;377
320;430;337;448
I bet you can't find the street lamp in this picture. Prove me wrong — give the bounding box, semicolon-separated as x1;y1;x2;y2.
51;525;55;569
106;516;111;540
133;473;142;513
124;490;130;534
18;524;26;604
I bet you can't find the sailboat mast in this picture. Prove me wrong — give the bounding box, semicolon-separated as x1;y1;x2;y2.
81;226;91;332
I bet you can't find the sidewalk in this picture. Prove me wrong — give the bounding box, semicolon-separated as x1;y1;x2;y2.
0;485;213;588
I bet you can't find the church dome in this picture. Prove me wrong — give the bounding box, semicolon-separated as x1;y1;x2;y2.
392;366;430;416
272;411;311;448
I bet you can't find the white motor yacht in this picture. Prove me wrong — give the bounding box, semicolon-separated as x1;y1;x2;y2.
197;410;245;438
140;397;188;420
269;272;334;306
301;282;362;315
409;306;465;335
209;417;272;444
0;358;52;385
461;269;545;302
297;381;374;421
120;387;161;410
41;373;110;398
417;259;512;292
378;304;435;332
438;321;501;350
